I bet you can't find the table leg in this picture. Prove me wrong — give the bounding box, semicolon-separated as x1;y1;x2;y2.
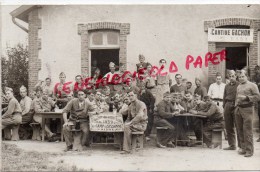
201;119;203;146
42;116;46;141
60;117;64;142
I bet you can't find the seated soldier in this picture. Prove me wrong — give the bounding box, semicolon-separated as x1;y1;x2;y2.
19;86;33;124
94;90;109;113
33;89;56;139
86;90;95;103
118;94;131;121
184;91;203;142
190;95;224;148
62;90;90;151
2;88;22;130
170;92;189;146
121;89;148;154
154;92;176;148
138;81;155;141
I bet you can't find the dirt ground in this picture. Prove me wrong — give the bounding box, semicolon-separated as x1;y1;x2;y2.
3;133;260;171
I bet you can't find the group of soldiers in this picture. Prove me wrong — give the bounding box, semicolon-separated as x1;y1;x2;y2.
2;54;260;157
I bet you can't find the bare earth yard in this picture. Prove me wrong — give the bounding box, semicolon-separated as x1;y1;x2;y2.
2;133;260;171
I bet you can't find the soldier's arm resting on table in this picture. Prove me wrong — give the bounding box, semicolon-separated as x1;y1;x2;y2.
34;101;46;113
197;104;217;117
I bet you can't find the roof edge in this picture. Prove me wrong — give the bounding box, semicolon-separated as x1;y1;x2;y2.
10;5;37;23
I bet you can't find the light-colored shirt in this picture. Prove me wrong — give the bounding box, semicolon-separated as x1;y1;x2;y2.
208;82;226;99
157;74;170;85
20;96;32;116
104;72;118;83
34;97;55;113
127;99;148;124
79;101;84;108
2;97;22;118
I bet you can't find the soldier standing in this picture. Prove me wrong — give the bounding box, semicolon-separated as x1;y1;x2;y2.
235;70;260;157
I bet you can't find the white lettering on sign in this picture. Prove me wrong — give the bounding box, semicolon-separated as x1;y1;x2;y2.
208;28;254;43
90;112;124;132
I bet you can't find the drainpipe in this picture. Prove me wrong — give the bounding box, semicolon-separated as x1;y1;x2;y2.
12;17;28;33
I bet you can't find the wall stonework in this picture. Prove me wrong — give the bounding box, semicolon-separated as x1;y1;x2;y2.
28;7;42;95
204;18;260;83
78;22;130;76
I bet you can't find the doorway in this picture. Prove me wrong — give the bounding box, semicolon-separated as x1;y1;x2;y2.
225;47;248;71
91;49;119;77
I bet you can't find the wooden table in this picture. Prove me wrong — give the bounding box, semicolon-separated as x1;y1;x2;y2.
174;113;207;146
89;112;124;149
36;112;64;141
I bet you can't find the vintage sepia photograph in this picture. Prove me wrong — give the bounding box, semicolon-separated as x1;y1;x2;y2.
1;1;260;171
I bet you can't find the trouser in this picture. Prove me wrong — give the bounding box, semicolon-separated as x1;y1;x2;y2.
123;122;147;152
63;120;90;147
258;102;260;136
203;120;224;147
174;117;189;142
2;113;22;129
235;106;254;154
154;118;176;146
33;114;53;137
145;109;154;137
187;116;203;140
224;102;240;148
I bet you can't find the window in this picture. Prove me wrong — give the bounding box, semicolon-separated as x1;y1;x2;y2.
89;30;119;49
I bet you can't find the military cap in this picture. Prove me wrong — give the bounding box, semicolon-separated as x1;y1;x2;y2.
109;62;115;68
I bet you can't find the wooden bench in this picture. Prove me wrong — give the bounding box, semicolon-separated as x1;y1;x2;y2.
132;131;144;152
156;127;168;143
71;129;83;151
30;123;41;141
3;125;20;141
212;128;222;149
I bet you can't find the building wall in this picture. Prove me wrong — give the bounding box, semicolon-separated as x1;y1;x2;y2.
35;5;260;87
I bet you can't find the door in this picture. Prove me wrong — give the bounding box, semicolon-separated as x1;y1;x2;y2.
91;49;119;77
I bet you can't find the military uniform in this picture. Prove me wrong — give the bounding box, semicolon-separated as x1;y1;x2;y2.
190;101;207;140
33;97;56;137
253;73;260;140
197;102;224;147
123;99;148;152
154;100;176;146
54;82;71;108
138;89;155;137
223;81;240;148
62;98;90;147
20;96;32;123
235;81;260;155
2;97;22;129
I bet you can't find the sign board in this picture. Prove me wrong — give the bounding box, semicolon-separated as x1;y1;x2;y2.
208;28;254;43
90;112;124;132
